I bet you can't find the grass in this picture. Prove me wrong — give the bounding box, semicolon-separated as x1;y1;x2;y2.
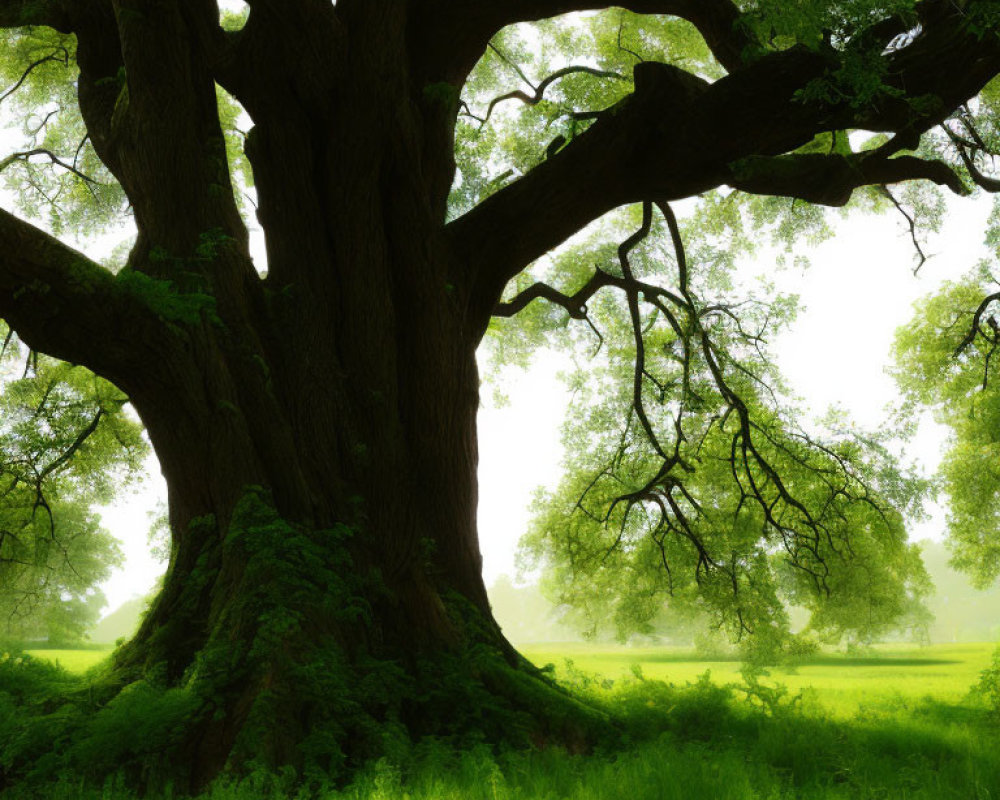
23;647;111;673
10;642;1000;799
520;641;994;716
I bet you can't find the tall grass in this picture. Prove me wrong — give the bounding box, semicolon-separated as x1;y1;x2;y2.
8;643;1000;799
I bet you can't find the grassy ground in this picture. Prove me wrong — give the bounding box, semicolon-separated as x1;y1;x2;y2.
12;642;1000;799
23;647;111;673
521;641;994;716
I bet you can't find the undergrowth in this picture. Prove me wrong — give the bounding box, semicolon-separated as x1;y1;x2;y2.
1;646;998;799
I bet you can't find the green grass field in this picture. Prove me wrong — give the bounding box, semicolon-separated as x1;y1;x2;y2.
13;642;1000;799
23;647;111;673
521;641;995;716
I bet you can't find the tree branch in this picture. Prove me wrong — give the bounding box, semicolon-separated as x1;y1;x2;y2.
955;292;1000;357
0;149;100;185
451;5;1000;336
0;0;73;30
493;266;684;318
0;208;165;383
727;152;968;206
430;0;756;77
954;144;1000;193
480;65;626;125
0;48;69;106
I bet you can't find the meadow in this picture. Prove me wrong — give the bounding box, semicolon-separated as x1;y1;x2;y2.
9;640;998;799
521;641;996;717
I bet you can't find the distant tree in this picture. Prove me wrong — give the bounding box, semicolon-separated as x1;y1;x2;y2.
88;595;151;646
487;574;579;643
914;540;1000;642
0;0;998;789
898;272;1000;589
0;339;145;644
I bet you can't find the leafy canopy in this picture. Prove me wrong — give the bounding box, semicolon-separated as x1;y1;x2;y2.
0;331;146;642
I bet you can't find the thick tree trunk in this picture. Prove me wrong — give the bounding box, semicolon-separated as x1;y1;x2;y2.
102;252;532;784
83;104;575;781
1;3;614;790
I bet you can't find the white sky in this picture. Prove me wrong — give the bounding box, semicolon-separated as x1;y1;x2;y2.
1;5;996;612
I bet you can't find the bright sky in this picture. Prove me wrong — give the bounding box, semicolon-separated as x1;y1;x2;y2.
1;3;996;612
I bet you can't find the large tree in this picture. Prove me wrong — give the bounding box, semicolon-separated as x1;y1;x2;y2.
1;0;999;789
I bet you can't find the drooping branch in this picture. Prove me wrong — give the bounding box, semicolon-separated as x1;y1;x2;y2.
551;202;904;621
0;207;165;382
880;187;929;275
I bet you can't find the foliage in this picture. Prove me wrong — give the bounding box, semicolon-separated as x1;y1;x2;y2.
1;0;1000;791
512;205;930;657
458;6;966;658
917;540;1000;642
0;26;126;237
0;333;147;643
89;595;153;646
523;640;998;718
895;270;1000;588
974;644;1000;716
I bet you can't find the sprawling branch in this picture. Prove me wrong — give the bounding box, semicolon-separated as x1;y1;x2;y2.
422;0;755;79
451;5;1000;336
0;0;73;31
0;208;164;382
529;202;906;628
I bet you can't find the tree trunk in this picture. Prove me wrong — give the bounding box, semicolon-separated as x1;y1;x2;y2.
3;0;1000;792
1;2;620;789
97;223;550;785
75;43;585;781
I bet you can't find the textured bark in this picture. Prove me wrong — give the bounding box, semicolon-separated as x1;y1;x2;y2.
85;3;516;783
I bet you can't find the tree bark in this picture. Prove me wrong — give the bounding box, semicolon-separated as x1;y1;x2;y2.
64;5;553;786
109;303;508;784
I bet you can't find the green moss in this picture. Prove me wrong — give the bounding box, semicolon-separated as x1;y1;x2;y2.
0;489;612;794
116;229;236;326
114;270;218;327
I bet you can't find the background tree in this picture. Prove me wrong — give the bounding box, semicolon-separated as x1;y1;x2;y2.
897;262;1000;587
0;338;145;644
0;0;999;790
